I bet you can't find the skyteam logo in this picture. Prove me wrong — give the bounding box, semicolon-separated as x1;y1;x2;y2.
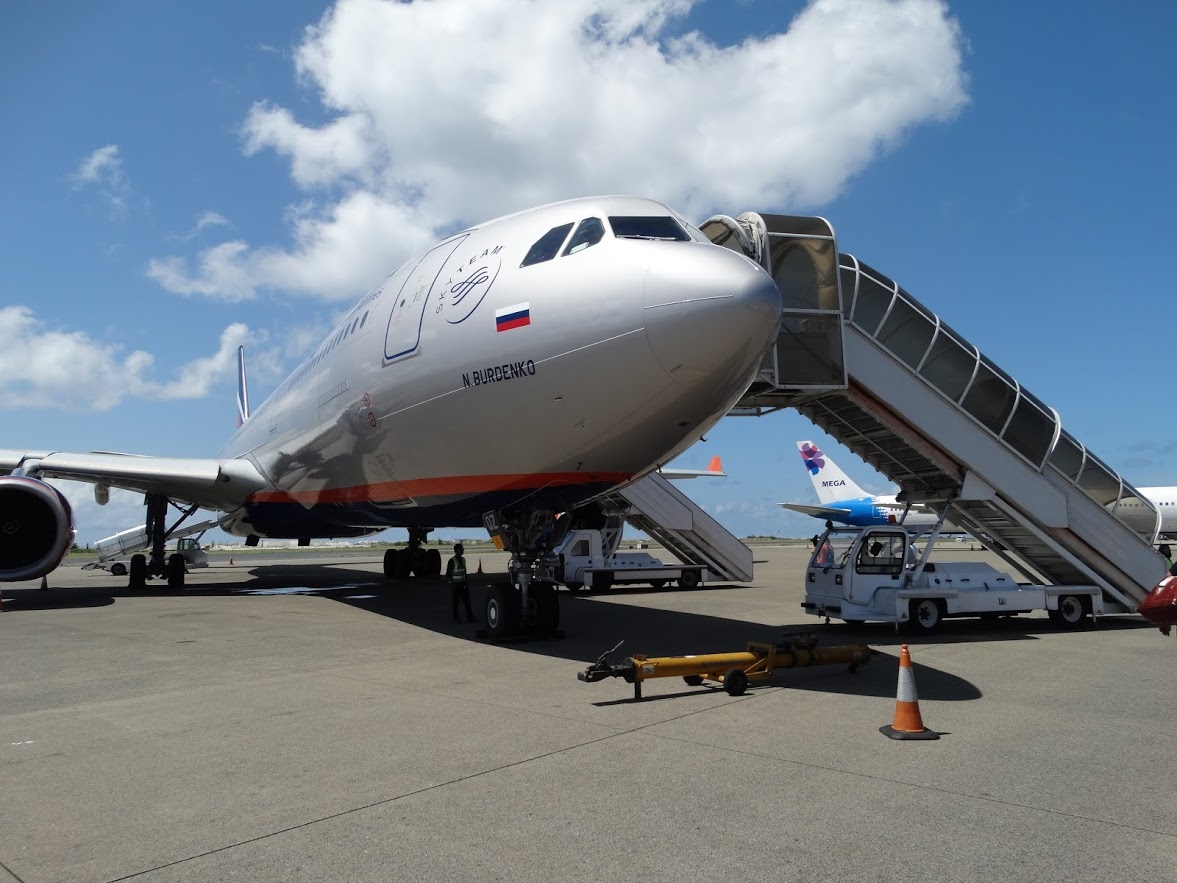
800;442;825;475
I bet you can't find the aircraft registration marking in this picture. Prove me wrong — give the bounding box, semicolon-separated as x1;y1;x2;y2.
462;359;536;388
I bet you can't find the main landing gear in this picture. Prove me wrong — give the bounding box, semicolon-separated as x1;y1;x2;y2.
481;508;566;641
382;527;443;579
127;494;197;591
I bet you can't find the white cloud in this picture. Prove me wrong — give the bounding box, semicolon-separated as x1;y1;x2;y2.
72;144;130;213
73;145;122;186
0;306;264;411
150;0;968;301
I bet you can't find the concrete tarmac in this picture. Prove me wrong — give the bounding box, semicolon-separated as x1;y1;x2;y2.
1;545;1174;882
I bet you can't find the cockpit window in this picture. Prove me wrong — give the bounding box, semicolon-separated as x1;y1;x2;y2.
521;223;574;267
608;216;690;242
562;217;605;256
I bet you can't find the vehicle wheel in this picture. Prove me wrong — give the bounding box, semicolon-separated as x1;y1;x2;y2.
110;562;127;577
383;548;398;579
128;554;147;590
1049;594;1088;629
589;573;612;594
649;579;666;589
683;675;704;686
841;619;864;628
167;553;186;588
485;584;521;639
723;669;749;696
426;548;442;578
564;581;583;592
908;598;944;633
531;582;560;634
677;570;700;590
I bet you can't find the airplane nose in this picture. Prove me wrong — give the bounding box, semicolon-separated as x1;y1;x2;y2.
643;247;782;385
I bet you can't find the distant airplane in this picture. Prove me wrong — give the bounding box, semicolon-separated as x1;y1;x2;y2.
783;440;1177;541
1116;488;1177;540
0;196;781;637
660;455;725;480
780;440;948;530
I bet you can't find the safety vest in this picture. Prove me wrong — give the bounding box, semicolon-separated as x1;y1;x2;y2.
451;556;466;582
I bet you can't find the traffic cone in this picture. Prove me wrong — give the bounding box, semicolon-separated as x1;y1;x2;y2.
476;559;483;574
0;587;4;611
40;575;49;591
229;556;234;566
880;644;939;740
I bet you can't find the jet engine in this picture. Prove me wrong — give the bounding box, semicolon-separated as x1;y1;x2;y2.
0;476;75;581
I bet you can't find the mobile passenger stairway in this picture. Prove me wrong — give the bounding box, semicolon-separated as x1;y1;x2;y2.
597;473;754;583
698;211;1161;614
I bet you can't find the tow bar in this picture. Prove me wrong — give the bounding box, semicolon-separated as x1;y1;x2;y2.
578;635;872;700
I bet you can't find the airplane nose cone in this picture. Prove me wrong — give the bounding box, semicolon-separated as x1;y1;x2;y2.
643;247;782;385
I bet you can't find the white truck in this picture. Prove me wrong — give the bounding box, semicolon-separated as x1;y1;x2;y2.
554;528;706;592
93;521;216;576
802;525;1102;632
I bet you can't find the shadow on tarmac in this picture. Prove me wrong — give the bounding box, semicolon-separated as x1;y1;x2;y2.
8;559;1151;706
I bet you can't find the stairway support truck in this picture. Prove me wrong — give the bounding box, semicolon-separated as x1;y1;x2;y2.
802;504;1106;633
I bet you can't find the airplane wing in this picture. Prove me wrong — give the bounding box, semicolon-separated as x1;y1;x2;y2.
0;449;268;512
779;502;853;519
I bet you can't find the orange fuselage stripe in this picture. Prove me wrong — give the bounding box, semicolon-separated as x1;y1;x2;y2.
249;471;634;506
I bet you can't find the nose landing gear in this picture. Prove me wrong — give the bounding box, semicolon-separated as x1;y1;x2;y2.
480;508;565;640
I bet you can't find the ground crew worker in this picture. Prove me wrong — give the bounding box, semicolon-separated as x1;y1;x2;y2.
1161;544;1177;577
446;543;475;623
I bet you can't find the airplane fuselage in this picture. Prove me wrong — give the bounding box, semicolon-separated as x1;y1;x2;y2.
217;196;782;537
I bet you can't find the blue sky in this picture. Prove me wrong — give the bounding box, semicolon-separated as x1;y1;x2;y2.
2;0;1174;544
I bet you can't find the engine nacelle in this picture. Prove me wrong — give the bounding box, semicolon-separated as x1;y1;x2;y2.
0;476;75;581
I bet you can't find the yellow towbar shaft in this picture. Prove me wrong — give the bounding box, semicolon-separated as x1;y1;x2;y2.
578;636;872;700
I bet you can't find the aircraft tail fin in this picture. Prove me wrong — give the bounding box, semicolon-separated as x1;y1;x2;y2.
706;455;723;474
236;345;250;428
797;440;867;504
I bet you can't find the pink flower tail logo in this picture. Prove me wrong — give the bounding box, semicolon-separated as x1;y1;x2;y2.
800;443;825;475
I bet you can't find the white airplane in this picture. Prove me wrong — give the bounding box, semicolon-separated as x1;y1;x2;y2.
780;440;946;530
0;196;781;636
783;440;1176;541
1115;488;1177;540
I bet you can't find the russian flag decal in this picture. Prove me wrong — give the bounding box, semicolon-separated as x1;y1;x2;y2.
495;302;530;332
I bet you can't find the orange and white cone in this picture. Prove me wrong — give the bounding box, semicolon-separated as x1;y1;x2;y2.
880;644;939;740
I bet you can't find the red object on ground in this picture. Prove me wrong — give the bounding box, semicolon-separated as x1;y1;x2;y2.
1140;576;1177;635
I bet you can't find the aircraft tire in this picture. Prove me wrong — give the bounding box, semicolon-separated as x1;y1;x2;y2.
485;584;520;639
383;548;398;579
167;553;186;588
531;582;560;634
426;548;442;577
128;554;147;590
395;548;412;579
